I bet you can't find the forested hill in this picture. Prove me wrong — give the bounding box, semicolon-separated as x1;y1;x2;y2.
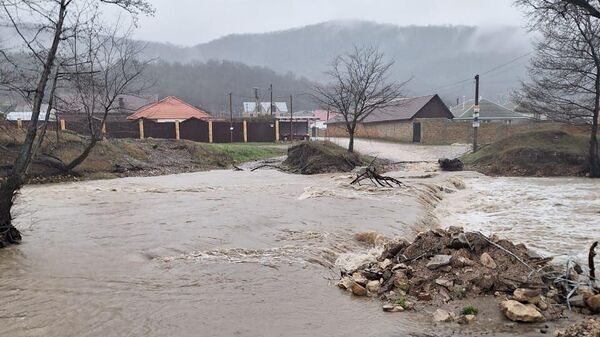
146;60;317;116
143;20;533;104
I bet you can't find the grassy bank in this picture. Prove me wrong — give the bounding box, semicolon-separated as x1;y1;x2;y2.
0;126;285;182
461;130;589;177
284;141;373;174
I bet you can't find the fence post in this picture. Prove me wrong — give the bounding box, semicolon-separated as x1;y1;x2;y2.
275;120;280;143
175;120;180;141
60;119;66;131
208;120;213;143
16;118;22;129
139;119;145;140
243;120;248;143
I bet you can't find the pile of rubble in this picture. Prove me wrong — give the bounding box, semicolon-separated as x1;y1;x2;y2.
337;227;600;324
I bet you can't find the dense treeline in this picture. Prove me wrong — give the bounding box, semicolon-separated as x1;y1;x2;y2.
145;60;318;117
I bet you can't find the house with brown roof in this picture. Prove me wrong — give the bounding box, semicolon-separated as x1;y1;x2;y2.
127;96;212;123
327;94;453;143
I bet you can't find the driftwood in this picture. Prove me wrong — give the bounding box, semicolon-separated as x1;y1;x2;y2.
351;167;404;188
590;241;598;282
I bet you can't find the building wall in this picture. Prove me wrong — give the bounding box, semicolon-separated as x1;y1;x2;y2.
328;119;590;145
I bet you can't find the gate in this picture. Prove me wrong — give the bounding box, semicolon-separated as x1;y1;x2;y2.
413;122;422;143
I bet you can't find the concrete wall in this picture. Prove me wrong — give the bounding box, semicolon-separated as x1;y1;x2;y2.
328;119;590;145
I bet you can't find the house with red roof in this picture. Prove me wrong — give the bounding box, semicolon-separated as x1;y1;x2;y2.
127;96;211;123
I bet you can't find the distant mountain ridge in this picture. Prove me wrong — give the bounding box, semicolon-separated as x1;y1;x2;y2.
142;20;534;102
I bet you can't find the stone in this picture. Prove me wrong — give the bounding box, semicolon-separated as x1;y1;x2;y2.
366;280;381;293
458;314;477;325
350;282;368;297
418;292;432;301
451;256;475;268
427;255;452;270
568;295;587;308
352;272;368;286
393;273;410;292
480;253;497;269
379;259;392;270
337;277;353;290
383;304;405;313
577;286;596;300
586;294;600;313
513;288;542;304
500;300;545;323
435;278;454;289
448;233;471;249
433;309;453;322
537;300;548;311
392;263;409;271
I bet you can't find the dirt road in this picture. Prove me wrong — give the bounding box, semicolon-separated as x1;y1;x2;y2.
326;137;470;162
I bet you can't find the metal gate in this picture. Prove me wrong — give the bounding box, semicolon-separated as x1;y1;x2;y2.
413;122;422;143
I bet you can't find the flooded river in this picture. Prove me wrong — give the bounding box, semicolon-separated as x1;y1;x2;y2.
0;168;598;337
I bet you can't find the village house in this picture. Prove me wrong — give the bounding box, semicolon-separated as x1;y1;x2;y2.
128;96;212;123
451;98;531;124
4;104;56;122
327;94;454;143
242;102;288;117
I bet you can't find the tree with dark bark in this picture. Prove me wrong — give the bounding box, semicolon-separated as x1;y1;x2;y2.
0;0;153;247
313;46;408;153
515;2;600;177
518;0;600;18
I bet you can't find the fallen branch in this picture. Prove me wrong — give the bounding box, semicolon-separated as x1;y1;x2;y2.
589;241;598;282
351;167;404;188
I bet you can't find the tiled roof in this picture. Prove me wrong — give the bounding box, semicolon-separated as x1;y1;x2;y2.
127;96;211;121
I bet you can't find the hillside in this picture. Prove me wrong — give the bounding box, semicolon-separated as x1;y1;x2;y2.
143;21;533;101
461;130;590;177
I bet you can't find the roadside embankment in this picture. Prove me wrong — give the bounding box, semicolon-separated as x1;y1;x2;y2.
0;128;285;183
461;130;589;177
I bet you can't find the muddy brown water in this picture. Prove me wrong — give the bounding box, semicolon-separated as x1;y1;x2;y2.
0;169;596;337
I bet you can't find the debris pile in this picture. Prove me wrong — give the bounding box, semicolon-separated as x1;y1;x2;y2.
438;158;464;172
555;317;600;337
284;141;364;175
337;227;600;324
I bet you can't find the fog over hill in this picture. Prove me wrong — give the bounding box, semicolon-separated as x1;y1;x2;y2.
143;20;534;105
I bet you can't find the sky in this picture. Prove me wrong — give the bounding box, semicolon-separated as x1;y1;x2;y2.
130;0;526;46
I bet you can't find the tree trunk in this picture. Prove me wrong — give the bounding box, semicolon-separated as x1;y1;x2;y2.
590;109;600;178
64;138;98;172
0;176;23;247
348;131;355;153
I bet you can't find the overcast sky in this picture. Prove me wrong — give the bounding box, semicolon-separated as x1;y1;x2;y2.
131;0;526;45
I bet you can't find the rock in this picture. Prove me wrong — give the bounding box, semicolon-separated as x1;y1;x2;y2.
568;295;587;308
393;273;410;292
379;259;392;270
418;292;432;301
366;280;381;293
500;300;545;323
383;304;405;313
350;282;368;297
458;314;477;325
586;294;600;313
537;300;548;311
352;272;368;286
480;252;498;269
392;263;409;271
448;233;471;249
451;256;475;268
427;255;452;270
577;286;596;300
435;278;454;289
513;288;542;304
337;277;353;290
433;309;454;322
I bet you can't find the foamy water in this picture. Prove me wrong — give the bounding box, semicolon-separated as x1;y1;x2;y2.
437;175;600;265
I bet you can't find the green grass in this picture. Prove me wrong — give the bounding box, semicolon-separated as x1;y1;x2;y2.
461;305;479;316
460;130;590;176
188;143;285;165
394;297;409;309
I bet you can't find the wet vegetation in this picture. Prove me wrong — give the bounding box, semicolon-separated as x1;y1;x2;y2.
461;130;589;176
283;141;369;175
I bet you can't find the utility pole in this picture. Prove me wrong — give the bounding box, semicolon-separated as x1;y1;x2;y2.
229;92;233;143
326;106;330;141
269;84;273;117
254;87;261;114
289;95;293;142
473;75;480;153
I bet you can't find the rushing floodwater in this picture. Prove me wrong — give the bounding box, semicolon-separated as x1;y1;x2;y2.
436;175;600;265
0;168;598;337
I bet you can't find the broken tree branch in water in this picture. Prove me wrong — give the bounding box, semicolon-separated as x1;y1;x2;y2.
589;241;598;282
351;167;404;188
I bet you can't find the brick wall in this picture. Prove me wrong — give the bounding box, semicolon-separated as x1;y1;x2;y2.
328;119;590;145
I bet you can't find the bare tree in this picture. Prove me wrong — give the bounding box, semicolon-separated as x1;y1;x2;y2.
313;46;409;153
517;0;600;18
0;0;153;247
515;2;600;177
